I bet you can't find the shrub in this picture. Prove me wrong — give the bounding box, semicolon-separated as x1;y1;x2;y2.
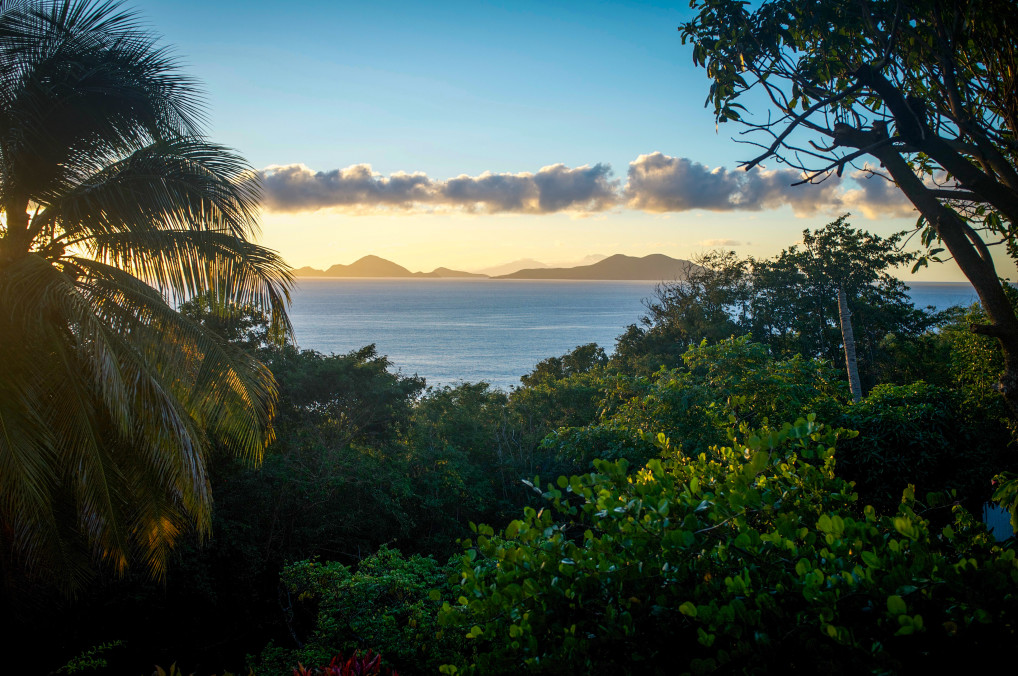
547;337;844;470
836;382;1011;511
257;547;460;675
438;418;1018;675
292;651;398;676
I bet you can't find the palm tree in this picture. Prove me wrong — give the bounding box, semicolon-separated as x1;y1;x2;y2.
0;0;292;586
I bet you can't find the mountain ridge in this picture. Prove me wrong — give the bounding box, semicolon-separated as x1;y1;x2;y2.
294;253;695;280
496;253;697;280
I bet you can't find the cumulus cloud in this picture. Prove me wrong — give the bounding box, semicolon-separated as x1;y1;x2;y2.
258;153;917;219
839;169;917;219
624;152;844;217
261;164;434;211
260;162;618;214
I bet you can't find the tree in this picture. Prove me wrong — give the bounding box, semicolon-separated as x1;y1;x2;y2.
749;216;929;390
681;0;1018;415
179;292;284;353
521;343;608;387
0;0;292;584
613;250;750;372
615;220;931;389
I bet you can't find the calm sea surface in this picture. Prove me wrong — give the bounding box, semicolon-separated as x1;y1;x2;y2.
290;279;980;391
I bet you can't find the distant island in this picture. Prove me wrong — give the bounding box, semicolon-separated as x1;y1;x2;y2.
295;253;696;281
496;254;697;280
293;255;487;279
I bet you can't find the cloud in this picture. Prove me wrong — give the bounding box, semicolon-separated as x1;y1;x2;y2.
261;164;434;212
624;152;844;217
839;169;917;219
258;153;916;220
699;238;743;247
260;162;618;214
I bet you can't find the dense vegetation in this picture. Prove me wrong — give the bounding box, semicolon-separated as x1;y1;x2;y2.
6;217;1016;675
4;1;1017;674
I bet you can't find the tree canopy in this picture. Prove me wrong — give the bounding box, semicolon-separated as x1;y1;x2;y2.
680;0;1018;415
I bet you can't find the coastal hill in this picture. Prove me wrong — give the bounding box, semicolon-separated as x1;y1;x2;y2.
294;255;484;278
417;267;488;278
294;253;695;280
472;258;549;277
497;253;697;280
294;255;412;277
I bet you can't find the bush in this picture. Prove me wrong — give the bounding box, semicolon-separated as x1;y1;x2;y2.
292;651;399;676
547;337;845;470
257;547;460;675
438;418;1018;675
836;382;1011;511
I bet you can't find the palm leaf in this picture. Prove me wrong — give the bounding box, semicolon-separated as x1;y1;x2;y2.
0;0;292;586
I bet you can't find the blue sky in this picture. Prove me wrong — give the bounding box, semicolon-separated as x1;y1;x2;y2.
137;0;1003;280
144;1;718;171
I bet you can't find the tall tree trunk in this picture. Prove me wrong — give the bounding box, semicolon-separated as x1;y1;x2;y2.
838;285;863;403
874;146;1018;418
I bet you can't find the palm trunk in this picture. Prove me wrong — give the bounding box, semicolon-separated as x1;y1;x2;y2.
0;198;31;266
838;285;862;403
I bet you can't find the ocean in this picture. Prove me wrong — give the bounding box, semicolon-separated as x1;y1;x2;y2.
289;279;980;391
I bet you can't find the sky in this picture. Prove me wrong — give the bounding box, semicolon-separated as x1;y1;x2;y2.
138;0;1010;281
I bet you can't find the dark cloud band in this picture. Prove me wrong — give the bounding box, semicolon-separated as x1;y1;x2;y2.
258;153;913;218
625;152;845;216
261;162;618;214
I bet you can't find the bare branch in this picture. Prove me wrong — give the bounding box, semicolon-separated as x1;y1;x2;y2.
742;83;865;171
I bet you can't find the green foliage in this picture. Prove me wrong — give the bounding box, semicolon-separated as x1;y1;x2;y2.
835;382;1010;511
937;296;1017;427
193;346;427;568
258;547;458;675
550;337;844;469
400;383;514;550
749;217;932;389
613;250;749;372
613;218;937;389
439;418;1018;675
992;473;1018;532
521;343;608;387
179;292;285;352
55;640;124;674
269;345;425;447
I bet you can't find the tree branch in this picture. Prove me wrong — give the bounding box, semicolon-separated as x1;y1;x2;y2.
742;83;863;171
853;64;1018;223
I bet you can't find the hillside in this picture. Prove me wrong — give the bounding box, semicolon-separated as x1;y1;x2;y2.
294;253;697;280
295;256;481;278
496;253;698;280
414;267;488;278
472;258;549;276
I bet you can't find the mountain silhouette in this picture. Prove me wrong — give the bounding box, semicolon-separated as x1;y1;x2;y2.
414;267;488;278
295;256;482;278
294;253;698;280
496;253;698;280
472;258;549;276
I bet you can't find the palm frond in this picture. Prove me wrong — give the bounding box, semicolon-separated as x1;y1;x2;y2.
0;0;291;586
72;228;293;340
39;138;263;241
0;0;204;203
